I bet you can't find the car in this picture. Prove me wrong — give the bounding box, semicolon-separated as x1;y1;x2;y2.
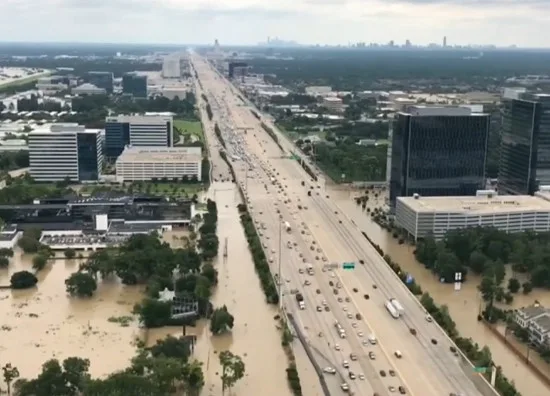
358;374;365;380
380;370;386;377
298;269;304;274
359;259;365;265
356;313;362;320
347;313;353;319
316;306;322;312
330;272;336;278
431;338;438;345
343;306;348;312
322;300;327;306
368;352;376;360
357;332;364;337
323;367;336;374
389;386;396;393
329;281;334;287
389;370;396;376
336;282;342;289
352;287;358;292
351;322;357;328
304;280;311;286
350;353;357;361
364;294;370;300
398;386;406;394
337;297;343;302
362;339;369;346
394;350;402;358
334;289;339;295
373;284;377;289
340;383;349;392
345;297;351;302
324;306;330;312
426;315;433;322
335;344;341;351
342;360;349;368
348;372;356;380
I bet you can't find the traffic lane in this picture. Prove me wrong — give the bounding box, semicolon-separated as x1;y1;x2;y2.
244;181;362;395
310;195;475;396
317;196;484;395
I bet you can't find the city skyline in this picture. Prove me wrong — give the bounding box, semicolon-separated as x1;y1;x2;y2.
1;0;549;48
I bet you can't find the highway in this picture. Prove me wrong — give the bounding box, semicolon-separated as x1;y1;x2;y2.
191;53;494;396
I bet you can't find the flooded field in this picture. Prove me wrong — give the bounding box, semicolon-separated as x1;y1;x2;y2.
331;187;550;396
0;251;143;379
149;182;293;396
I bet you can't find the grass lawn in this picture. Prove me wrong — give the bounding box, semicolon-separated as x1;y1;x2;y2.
0;72;51;89
174;119;204;144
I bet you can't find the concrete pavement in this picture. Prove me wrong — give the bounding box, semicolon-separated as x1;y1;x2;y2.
192;53;496;396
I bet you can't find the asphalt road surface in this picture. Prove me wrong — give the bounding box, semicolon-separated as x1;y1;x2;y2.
191;53;493;396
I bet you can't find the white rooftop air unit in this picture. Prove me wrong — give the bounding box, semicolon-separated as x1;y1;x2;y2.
95;214;109;231
413;193;420;199
476;189;497;197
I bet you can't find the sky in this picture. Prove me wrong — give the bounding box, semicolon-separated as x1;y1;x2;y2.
0;0;549;47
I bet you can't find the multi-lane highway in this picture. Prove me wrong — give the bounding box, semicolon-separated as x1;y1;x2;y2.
191;53;496;396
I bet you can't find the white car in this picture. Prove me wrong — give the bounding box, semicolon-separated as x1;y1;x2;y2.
342;360;349;368
357;332;364;337
358;374;365;380
323;367;336;374
426;315;433;322
362;339;369;346
335;344;341;351
351;322;357;328
322;300;328;306
347;313;353;319
343;306;348;312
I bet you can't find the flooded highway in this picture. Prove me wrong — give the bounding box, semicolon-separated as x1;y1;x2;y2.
331;188;550;396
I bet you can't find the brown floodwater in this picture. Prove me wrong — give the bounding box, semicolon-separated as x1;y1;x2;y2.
147;182;294;396
0;250;144;379
330;187;550;396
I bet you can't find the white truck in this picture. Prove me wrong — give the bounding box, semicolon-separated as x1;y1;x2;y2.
390;298;405;315
284;221;291;232
385;299;400;319
334;321;347;339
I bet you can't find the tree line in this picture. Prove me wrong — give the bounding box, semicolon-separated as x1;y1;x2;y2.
0;151;29;172
364;233;520;396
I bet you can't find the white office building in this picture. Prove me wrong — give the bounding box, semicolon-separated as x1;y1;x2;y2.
116;146;202;183
29;123;103;182
162;55;181;78
396;193;550;241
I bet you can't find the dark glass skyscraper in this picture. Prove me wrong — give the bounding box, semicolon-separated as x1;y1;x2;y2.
86;71;114;93
122;73;147;98
390;106;490;208
77;131;102;181
498;93;550;195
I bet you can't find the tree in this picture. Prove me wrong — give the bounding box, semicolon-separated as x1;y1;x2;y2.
32;254;48;272
10;271;37;289
479;275;497;303
507;278;520;293
210;306;235;334
3;363;19;396
65;272;98;297
219;351;245;395
523;281;533;294
182;360;204;396
148;335;191;362
133;298;172;328
64;248;76;259
82;371;162;396
0;256;9;268
201;263;218;285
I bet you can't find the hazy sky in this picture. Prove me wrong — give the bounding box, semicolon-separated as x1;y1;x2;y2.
1;0;549;47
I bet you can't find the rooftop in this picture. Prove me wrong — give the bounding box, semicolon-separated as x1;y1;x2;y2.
532;315;550;331
517;305;549;319
398;195;550;215
117;146;202;163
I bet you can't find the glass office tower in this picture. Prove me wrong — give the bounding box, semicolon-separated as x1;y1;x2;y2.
122;73;147;98
86;71;114;93
498;93;550;195
77;131;103;181
390;106;490;208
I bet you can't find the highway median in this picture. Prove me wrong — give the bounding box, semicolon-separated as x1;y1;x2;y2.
261;122;285;153
362;232;520;396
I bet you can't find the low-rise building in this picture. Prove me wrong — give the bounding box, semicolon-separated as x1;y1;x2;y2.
322;96;343;111
115;146;202;183
514;305;550;348
72;83;106;95
396;193;550;241
305;86;332;96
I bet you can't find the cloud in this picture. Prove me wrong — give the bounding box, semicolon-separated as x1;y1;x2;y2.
0;0;548;47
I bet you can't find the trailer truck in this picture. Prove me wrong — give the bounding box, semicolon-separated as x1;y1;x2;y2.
296;293;305;310
385;299;400;319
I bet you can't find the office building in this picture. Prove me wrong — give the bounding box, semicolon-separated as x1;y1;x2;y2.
228;62;248;79
104;115;174;159
115;146;202;183
29;123;103;182
514;305;550;349
86;71;114;93
498;93;550;195
389;106;490;208
395;193;550;241
72;83;106;96
122;73;147;98
162;55;181;78
322;97;344;111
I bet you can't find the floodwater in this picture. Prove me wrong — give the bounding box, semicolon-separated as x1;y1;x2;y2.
331;187;550;396
0;250;144;379
148;182;294;396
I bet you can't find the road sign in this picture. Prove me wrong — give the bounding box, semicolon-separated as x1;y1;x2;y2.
474;367;488;373
343;262;355;270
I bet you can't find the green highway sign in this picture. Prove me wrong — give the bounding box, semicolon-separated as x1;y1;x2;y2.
343;262;355;270
474;367;488;373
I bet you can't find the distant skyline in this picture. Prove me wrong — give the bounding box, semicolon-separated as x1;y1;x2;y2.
1;0;549;48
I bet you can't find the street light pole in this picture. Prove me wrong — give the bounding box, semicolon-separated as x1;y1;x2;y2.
278;219;283;309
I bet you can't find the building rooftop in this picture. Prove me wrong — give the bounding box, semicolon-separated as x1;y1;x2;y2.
517;305;549;319
117;146;202;163
532;315;550;332
398;195;550;215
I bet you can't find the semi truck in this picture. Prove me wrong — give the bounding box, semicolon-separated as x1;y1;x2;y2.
284;221;291;232
296;293;305;310
385;299;400;319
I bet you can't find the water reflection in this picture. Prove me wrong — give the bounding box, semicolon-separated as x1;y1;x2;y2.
331;188;550;396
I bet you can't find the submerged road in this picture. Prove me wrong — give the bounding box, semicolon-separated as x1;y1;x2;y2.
192;53;497;396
